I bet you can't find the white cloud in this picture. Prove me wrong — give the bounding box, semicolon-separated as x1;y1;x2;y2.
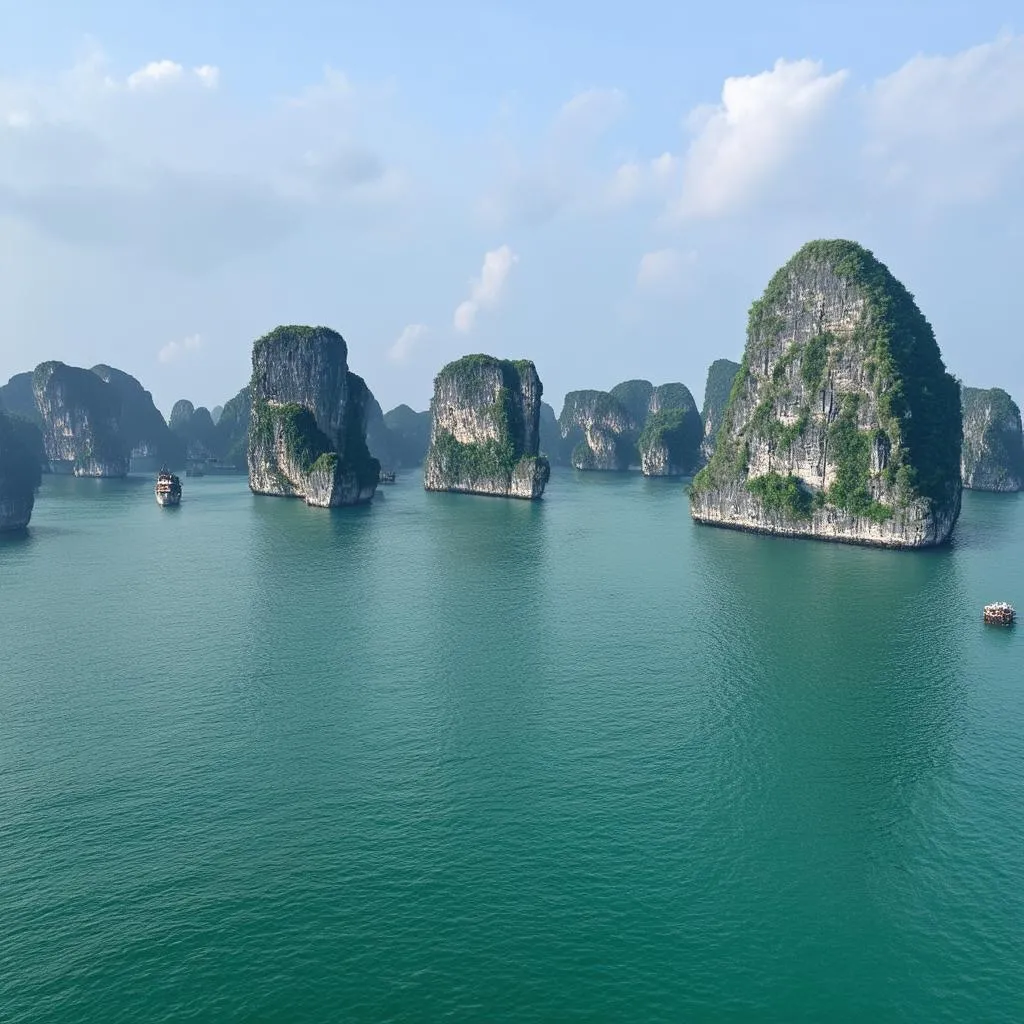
0;48;403;271
672;58;848;219
864;34;1024;205
636;248;696;292
479;87;627;227
388;323;429;363
453;245;518;333
126;60;217;90
158;333;201;364
605;152;679;207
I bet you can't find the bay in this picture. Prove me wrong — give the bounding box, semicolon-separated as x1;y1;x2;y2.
1;470;1022;1022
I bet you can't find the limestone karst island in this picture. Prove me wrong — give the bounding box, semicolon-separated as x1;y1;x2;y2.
690;240;964;548
423;355;550;499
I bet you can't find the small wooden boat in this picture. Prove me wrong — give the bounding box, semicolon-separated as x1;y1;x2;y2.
983;602;1015;626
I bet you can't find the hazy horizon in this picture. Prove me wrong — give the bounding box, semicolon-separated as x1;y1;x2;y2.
2;1;1022;420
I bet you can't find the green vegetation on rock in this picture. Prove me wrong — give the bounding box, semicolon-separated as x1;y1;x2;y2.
747;472;813;520
692;240;962;539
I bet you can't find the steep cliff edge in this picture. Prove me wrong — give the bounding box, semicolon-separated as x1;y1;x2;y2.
690;240;962;548
248;325;379;507
0;411;42;531
960;386;1023;492
539;401;569;466
423;355;550;499
558;390;638;470
700;359;741;463
32;362;129;477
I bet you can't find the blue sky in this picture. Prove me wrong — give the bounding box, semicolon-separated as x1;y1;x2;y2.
0;1;1021;417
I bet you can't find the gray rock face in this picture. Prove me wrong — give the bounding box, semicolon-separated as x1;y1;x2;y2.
700;359;742;463
0;411;42;531
32;362;129;477
169;399;219;461
424;355;550;499
960;386;1024;491
558;390;638;470
690;240;963;548
247;326;379;507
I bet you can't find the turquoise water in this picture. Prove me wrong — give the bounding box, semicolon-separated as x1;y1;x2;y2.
1;470;1022;1022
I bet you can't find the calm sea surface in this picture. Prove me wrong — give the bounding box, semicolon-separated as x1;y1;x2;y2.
1;470;1022;1022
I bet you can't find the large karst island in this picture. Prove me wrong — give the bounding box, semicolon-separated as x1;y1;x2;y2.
423;355;550;499
247;326;380;507
960;386;1024;492
558;380;702;476
32;361;130;477
690;239;963;548
0;409;43;531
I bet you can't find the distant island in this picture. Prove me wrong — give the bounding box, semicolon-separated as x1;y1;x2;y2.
960;386;1024;492
423;355;550;499
557;380;701;476
690;239;963;548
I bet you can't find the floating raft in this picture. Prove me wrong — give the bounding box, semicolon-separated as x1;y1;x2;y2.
983;602;1016;626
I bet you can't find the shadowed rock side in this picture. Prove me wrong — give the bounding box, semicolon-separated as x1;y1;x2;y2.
169;400;219;461
559;390;638;470
690;239;962;548
538;401;569;466
383;405;431;467
365;394;399;472
960;386;1024;491
0;373;41;425
638;384;702;476
32;362;129;477
424;354;550;499
247;325;379;507
0;411;43;530
213;387;251;466
700;359;741;464
609;380;655;427
91;365;182;466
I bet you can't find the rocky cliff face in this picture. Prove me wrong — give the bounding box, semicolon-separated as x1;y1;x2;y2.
559;381;701;474
960;386;1024;491
32;362;129;477
690;240;962;548
424;355;550;498
365;394;398;472
248;325;379;507
0;411;42;531
0;373;41;425
91;365;182;465
700;359;741;463
638;384;702;477
383;404;431;467
558;391;638;470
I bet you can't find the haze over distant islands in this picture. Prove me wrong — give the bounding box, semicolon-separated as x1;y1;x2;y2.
0;13;1022;417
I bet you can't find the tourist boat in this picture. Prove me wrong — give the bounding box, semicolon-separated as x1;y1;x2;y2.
983;602;1015;626
378;470;397;484
155;468;183;507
